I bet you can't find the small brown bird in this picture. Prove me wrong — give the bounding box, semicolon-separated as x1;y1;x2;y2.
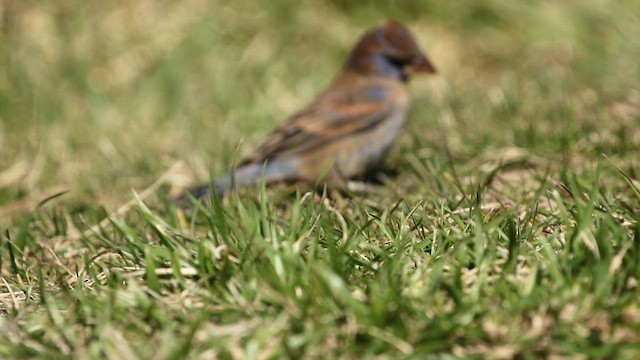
178;20;435;205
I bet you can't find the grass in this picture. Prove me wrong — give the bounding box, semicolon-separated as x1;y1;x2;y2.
1;0;640;358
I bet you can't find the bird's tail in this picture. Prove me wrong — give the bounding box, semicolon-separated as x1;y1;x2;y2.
175;157;299;208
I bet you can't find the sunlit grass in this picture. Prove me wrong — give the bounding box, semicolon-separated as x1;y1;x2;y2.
1;0;639;358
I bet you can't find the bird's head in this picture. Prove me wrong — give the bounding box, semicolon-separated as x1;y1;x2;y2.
347;20;435;80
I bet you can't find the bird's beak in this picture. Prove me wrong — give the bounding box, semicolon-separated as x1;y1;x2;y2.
406;53;436;74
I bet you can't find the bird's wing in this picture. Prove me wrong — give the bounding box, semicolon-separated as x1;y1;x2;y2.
241;84;393;164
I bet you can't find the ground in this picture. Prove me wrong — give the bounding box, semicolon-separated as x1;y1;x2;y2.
1;0;639;358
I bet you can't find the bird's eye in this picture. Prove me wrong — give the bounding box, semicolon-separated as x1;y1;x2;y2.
386;53;413;66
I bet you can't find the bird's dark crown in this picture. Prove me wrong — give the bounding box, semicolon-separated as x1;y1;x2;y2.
347;20;435;80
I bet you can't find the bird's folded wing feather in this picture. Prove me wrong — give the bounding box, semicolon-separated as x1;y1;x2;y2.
241;94;392;164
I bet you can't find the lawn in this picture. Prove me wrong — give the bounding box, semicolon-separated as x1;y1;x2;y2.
1;0;640;358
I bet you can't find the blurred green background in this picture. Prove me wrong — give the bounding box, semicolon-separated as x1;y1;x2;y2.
1;1;640;358
1;0;639;211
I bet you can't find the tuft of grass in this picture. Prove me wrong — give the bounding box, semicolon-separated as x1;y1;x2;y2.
1;0;640;358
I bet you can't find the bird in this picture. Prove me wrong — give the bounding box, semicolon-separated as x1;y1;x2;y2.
177;20;435;206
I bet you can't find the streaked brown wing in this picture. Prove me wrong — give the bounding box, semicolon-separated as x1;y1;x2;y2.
241;97;391;164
